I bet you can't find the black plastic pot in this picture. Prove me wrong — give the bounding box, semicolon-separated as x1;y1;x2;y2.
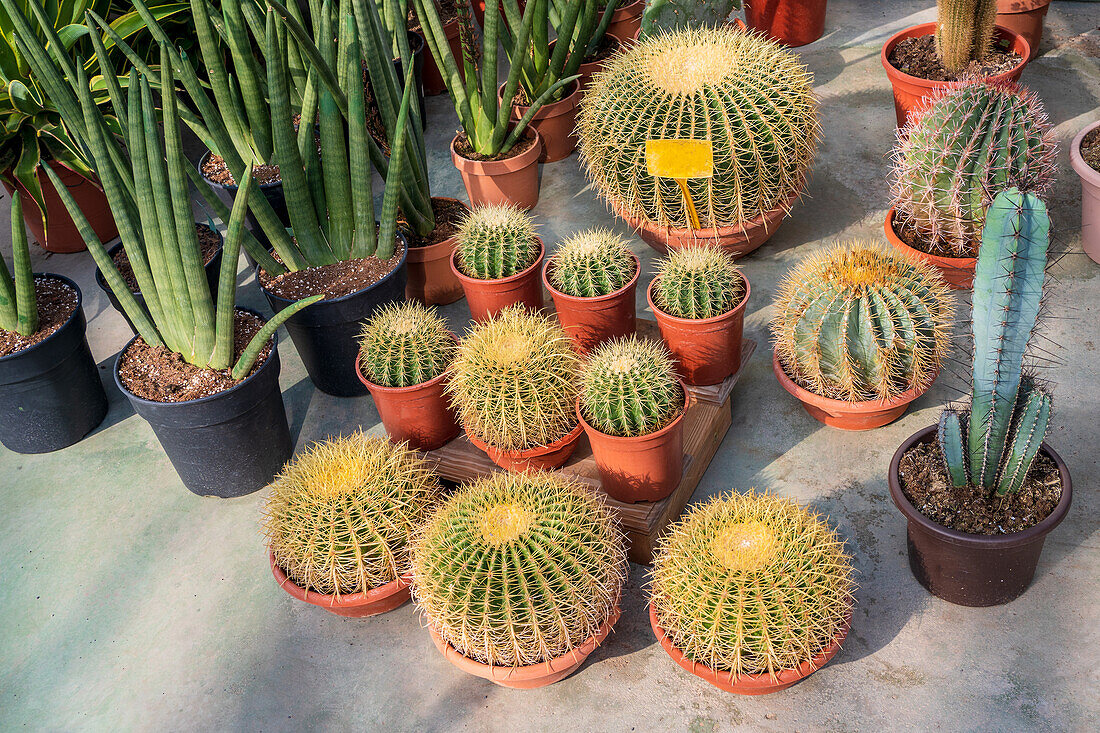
114;310;293;498
259;242;409;397
198;151;290;253
0;275;107;453
888;425;1072;607
93;227;224;334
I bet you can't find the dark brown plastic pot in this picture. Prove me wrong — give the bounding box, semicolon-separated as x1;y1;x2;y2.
888;425;1072;607
1069;120;1100;265
544;252;638;353
270;554;411;618
466;421;584;472
605;0;644;45
452;237;544;322
2;161;117;253
405;197;469;305
572;34;624;91
884;208;975;290
744;0;828;47
502;80;582;162
451;128;543;210
995;0;1049;61
420;16;462;95
578;384;688;503
647;272;749;386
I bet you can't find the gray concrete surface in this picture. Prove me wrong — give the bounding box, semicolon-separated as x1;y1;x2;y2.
2;2;1098;730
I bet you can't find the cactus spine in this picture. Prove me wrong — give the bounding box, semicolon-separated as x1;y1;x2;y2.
934;0;998;73
409;470;627;667
772;241;954;402
549;228;637;298
892;82;1055;258
639;0;742;37
653;245;745;319
576;27;818;230
580;336;684;437
651;491;854;678
0;198;39;338
456;204;540;280
358;302;456;388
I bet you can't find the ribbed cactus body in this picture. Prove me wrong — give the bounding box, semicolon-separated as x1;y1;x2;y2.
549;229;637;298
358;302;456;387
580;336;684;437
651;491;854;677
263;432;441;596
653;245;745;319
410;471;627;667
934;0;998;73
639;0;741;37
892;82;1055;258
456;204;540;280
773;242;953;402
576;27;818;230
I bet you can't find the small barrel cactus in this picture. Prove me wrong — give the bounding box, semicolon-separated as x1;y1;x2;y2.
892;81;1056;258
357;302;456;388
772;241;953;403
577;26;818;230
262;432;441;597
934;0;997;73
580;336;684;437
455;204;540;280
653;245;745;319
446;305;580;451
651;491;854;678
548;228;637;298
410;470;627;667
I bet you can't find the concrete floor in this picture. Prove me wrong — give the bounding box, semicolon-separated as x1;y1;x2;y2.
3;2;1099;730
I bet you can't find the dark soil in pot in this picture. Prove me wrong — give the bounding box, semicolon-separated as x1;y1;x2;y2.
453;132;539;162
403;197;466;248
887;34;1023;81
199;152;291;249
1081;127;1100;174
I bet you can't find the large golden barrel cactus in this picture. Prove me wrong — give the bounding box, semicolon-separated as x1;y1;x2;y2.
576;26;819;230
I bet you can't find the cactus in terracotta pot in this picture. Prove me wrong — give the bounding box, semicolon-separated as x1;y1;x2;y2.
456;204;541;279
580;336;684;437
549;228;636;297
935;0;998;73
652;245;744;319
358;302;456;388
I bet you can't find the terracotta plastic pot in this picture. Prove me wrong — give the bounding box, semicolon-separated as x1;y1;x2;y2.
884;208;976;289
881;23;1030;128
544;252;638;353
1069;120;1100;265
451;128;542;210
466;421;584;472
421;16;462;95
503;80;581;163
2;161;117;253
355;345;461;452
647;273;749;386
650;604;850;695
888;425;1072;606
995;0;1049;61
773;350;932;431
572;34;624;90
405;197;469;305
606;0;644;45
428;603;621;688
578;384;688;503
452;237;544;321
270;554;411;618
744;0;828;47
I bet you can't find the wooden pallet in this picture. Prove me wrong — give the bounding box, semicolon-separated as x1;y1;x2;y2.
424;323;756;564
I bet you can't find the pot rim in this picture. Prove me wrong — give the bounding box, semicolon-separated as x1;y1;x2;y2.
888;424;1072;549
611;0;644;17
772;349;934;414
499;78;582;117
1069;119;1100;187
612;184;801;241
466;419;584;459
880;22;1030;85
355;332;458;395
197;149;285;192
269;552;411;609
449;126;543;173
646;270;751;327
260;235;410;306
577;378;690;443
543;251;640;305
884;207;977;268
0;273;83;364
451;236;545;287
404;197;469;261
996;0;1051;13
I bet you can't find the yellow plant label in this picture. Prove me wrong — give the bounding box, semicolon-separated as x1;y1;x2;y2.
645;139;714;179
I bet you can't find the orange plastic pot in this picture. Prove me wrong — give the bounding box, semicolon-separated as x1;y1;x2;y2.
1069;120;1100;265
355;354;461;452
647;273;749;386
650;604;850;695
502;80;581;162
773;350;933;431
466;421;584;472
744;0;828;47
881;23;1030;128
451;128;543;210
2;161;117;253
452;237;544;321
572;34;624;90
405;197;468;305
420;18;462;95
428;603;621;688
578;384;688;503
544;252;638;353
884;208;976;290
995;0;1049;61
270;554;411;618
606;0;644;45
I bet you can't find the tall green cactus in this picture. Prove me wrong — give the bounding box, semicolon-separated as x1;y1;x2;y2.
935;0;998;73
639;0;741;37
0;198;39;338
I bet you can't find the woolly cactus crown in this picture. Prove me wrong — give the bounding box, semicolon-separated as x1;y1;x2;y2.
577;26;818;229
549;228;637;298
358;302;456;388
456;204;540;280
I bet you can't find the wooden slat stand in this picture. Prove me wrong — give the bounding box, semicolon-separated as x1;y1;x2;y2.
426;323;756;564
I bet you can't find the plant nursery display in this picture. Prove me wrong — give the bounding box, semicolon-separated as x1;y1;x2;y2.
771;241;953;430
264;432;441;617
452;203;544;320
887;80;1055;289
446;305;581;471
0;197;106;453
650;491;854;695
881;0;1030;126
889;189;1071;607
744;0;828;47
543;227;639;352
1070;119;1100;264
647;245;749;386
409;470;627;688
356;301;461;451
578;336;688;502
577;25;818;255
